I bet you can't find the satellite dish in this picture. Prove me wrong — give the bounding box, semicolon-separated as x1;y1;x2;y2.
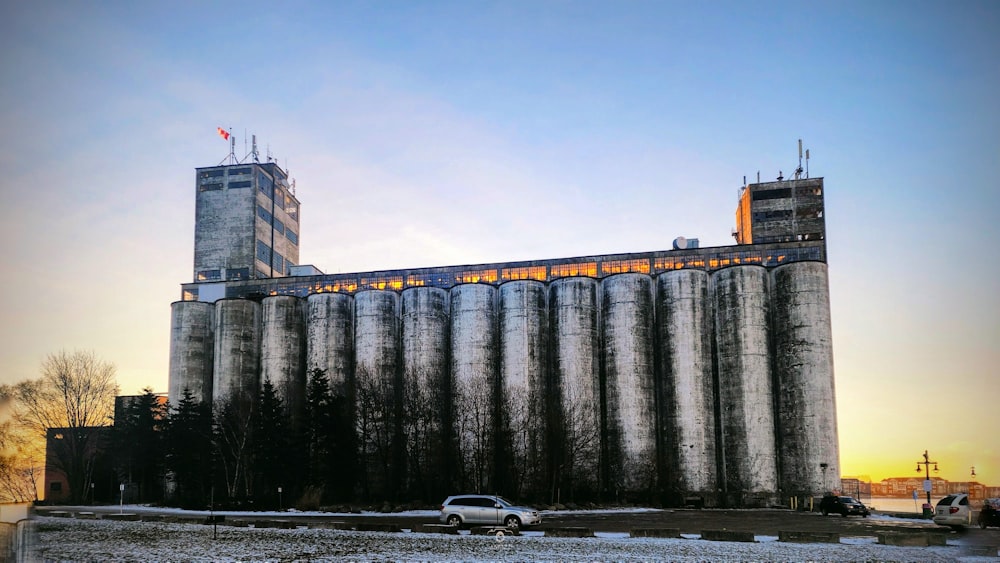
673;236;688;250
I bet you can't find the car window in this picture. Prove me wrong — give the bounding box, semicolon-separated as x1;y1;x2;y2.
959;496;969;506
937;495;957;506
450;497;475;506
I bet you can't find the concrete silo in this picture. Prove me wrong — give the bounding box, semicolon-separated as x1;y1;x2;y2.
656;269;718;506
400;286;451;498
306;292;355;398
168;300;215;407
212;298;262;409
498;280;548;498
601;274;657;497
712;265;778;507
449;283;498;493
549;277;602;499
353;290;401;498
771;261;839;498
261;295;306;424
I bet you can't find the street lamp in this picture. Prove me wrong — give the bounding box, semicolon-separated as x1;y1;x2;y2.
915;450;938;515
971;466;977;479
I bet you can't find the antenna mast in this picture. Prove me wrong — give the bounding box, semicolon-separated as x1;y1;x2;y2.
794;139;804;179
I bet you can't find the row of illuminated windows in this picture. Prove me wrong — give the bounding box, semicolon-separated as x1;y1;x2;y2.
196;268;250;282
202;245;825;300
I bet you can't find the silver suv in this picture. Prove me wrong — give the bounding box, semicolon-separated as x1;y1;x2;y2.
439;495;542;530
933;493;972;529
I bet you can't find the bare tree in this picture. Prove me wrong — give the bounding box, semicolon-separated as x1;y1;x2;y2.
11;350;118;503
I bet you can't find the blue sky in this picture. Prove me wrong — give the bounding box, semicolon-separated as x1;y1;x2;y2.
1;0;997;483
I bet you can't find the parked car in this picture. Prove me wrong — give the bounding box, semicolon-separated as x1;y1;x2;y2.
819;495;870;517
978;498;1000;529
933;493;972;529
439;495;542;530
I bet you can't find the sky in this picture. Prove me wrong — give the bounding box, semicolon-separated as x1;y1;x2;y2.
0;0;997;485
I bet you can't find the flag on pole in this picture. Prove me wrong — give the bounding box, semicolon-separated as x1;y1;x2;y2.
217;127;230;141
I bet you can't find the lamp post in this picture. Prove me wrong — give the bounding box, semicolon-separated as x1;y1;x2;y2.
915;450;938;516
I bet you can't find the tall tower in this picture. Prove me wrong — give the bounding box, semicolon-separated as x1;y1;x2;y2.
734;177;825;247
193;162;300;283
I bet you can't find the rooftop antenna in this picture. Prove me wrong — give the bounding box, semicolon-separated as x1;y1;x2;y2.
252;135;259;163
217;127;236;166
805;148;810;178
794;139;804;180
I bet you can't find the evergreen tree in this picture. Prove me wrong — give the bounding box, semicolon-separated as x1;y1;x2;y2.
253;379;290;509
305;368;357;504
163;389;213;509
113;387;166;503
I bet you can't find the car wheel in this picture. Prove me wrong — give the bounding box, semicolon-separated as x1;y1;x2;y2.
841;512;848;517
504;515;521;531
447;515;461;527
821;509;828;516
980;520;987;530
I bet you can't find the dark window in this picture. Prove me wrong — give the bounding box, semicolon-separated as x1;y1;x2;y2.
199;182;223;192
751;188;792;200
199;169;225;179
286;229;298;245
272;252;284;273
273;218;285;235
227;268;250;281
258;172;274;199
228;167;251;176
229;180;252;189
257;205;273;224
256;240;270;263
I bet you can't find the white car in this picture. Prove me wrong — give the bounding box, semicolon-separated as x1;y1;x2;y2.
439;495;542;530
933;493;973;529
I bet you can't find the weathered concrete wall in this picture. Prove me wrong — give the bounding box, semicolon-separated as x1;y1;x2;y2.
261;296;306;424
305;292;355;398
193;173;256;280
400;286;451;498
549;277;602;498
656;269;718;505
771;262;839;496
498;280;548;498
212;299;261;408
168;300;215;406
602;274;657;496
712;266;778;506
449;284;498;493
353;290;400;499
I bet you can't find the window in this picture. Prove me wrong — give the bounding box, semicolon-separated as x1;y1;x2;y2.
256;239;270;263
272;189;285;211
227;268;250;281
456;269;497;283
258;172;274;199
199;169;224;179
228;180;251;189
285;196;299;221
199;182;223;192
257;205;273;224
501;266;547;281
197;269;221;281
286;229;298;245
751;188;792;201
273;218;285;235
228;167;251;176
551;262;597;278
272;252;284;273
601;259;650;275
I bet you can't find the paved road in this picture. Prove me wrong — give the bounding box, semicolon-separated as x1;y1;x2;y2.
38;506;1000;549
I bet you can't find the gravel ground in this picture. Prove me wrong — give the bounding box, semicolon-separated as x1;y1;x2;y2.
33;516;986;562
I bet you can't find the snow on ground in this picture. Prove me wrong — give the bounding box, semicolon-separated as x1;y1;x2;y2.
34;516;989;563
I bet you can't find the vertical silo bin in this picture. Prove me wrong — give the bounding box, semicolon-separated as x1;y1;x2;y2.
771;261;840;498
498;280;548;499
712;265;778;507
549;277;602;499
400;286;451;499
353;290;401;499
306;292;355;398
168;300;215;407
656;269;718;507
601;273;657;498
212;298;262;409
261;295;307;424
449;283;498;494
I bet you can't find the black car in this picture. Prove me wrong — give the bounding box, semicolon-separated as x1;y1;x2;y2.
819;495;870;517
